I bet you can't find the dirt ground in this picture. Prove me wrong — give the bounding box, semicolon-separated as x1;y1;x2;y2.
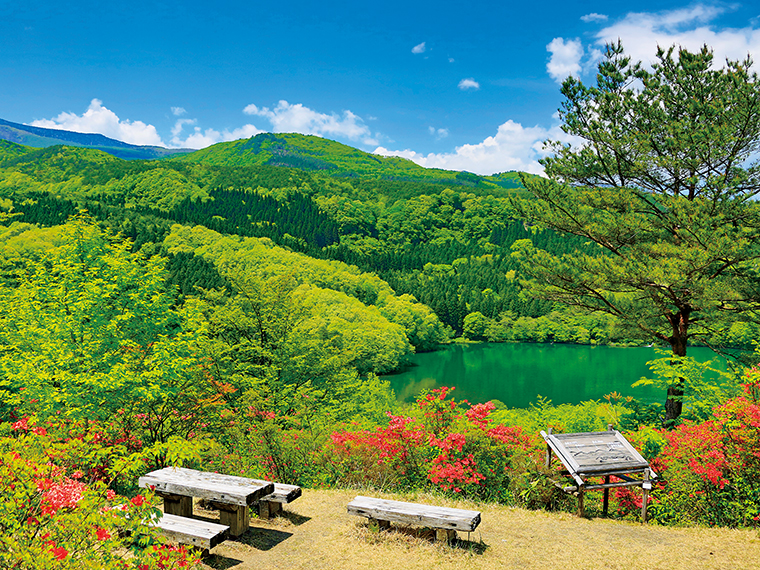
193;489;760;570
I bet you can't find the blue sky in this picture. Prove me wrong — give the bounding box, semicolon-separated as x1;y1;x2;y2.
3;1;760;174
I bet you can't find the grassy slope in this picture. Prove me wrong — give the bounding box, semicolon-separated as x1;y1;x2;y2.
194;489;760;570
174;132;526;190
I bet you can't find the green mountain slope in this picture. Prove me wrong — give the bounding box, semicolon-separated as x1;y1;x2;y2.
0;139;32;162
174;133;525;189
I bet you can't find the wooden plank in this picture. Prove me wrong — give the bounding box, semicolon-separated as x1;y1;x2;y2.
563;479;648;492
255;482;302;504
259;500;281;519
138;467;274;507
435;529;457;543
150;513;229;550
550;431;649;474
347;496;481;532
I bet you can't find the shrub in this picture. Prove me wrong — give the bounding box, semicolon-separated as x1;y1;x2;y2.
0;420;203;569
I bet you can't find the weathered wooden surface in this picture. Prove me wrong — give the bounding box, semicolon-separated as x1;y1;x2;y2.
149;512;229;550
163;494;193;517
138;467;274;507
249;481;302;519
436;529;457;543
545;431;649;476
347;496;481;532
219;504;250;537
541;428;655;522
259;501;278;519
256;482;302;504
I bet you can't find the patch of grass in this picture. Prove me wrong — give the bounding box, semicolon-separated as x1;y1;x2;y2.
195;489;760;570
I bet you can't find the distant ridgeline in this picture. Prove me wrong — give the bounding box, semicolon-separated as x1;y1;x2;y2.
173;132;525;190
0;129;620;342
0;118;191;160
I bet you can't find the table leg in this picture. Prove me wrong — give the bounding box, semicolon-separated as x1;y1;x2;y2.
163;495;192;517
220;505;250;537
259;500;282;519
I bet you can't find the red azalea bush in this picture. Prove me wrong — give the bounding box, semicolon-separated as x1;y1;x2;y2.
647;370;760;527
329;387;539;502
1;418;203;569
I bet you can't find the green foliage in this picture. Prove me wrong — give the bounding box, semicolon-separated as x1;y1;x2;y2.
635;350;741;422
163;224;446;353
0;139;32;162
0;421;203;569
0;216;226;444
491;395;629;434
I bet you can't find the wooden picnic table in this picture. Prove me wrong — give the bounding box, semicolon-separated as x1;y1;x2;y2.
138;467;274;537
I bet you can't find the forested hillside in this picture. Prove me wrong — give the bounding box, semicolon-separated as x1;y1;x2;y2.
0;136;606;344
1;133;757;350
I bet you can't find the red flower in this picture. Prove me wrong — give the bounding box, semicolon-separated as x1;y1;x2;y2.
131;494;145;507
50;545;68;560
11;417;29;431
96;527;111;541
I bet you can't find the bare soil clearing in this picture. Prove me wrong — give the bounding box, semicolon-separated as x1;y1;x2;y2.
192;489;760;570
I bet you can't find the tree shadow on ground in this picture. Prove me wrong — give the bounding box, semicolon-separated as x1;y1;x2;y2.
237;526;293;551
361;522;488;554
203;554;244;570
275;510;311;526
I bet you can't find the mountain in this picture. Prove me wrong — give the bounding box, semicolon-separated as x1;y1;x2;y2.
0;118;191;160
174;132;525;189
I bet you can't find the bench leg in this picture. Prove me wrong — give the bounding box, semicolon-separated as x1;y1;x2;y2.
259;500;282;519
435;529;457;543
219;505;250;537
163;496;193;518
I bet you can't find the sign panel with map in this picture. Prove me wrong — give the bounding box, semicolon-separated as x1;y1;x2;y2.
544;430;650;476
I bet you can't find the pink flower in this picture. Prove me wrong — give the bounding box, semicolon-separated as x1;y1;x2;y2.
11;418;29;431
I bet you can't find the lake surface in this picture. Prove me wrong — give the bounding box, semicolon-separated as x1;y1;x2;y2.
385;343;723;408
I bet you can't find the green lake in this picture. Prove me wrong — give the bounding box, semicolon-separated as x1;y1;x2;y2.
385;343;723;408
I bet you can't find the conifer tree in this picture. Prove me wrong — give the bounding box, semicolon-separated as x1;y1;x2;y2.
510;42;760;423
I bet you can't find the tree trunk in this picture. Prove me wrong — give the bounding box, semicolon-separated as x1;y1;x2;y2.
664;310;689;426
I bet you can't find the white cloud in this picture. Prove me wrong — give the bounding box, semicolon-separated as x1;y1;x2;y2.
546;37;584;83
243;100;372;141
412;42;426;54
458;78;480;90
429;126;449;139
171;118;196;137
170;121;263;149
448;57;455;63
375;119;578;176
581;13;608;23
31;99;165;146
592;5;760;68
171;106;187;116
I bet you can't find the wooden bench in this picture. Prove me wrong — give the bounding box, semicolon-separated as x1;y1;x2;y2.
149;512;229;553
138;467;274;537
347;496;481;542
252;481;302;519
